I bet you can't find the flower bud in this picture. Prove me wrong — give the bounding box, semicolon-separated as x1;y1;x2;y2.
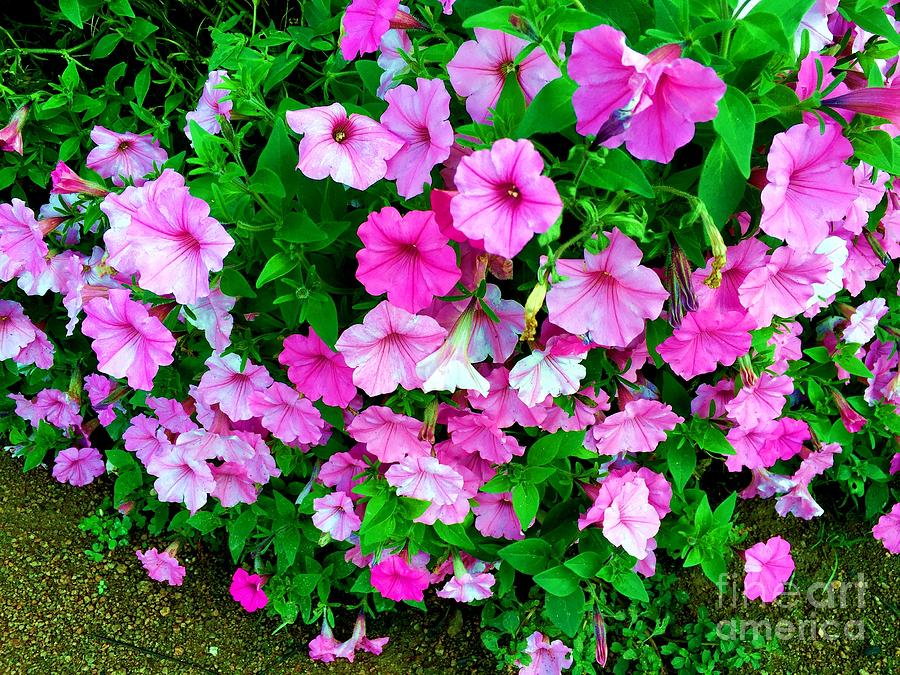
521;277;548;342
665;242;697;327
593;608;608;667
702;218;727;289
831;390;866;433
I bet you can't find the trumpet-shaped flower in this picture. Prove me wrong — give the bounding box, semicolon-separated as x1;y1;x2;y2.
843;298;887;345
473;491;524;540
136;547;186;586
279;330;357;408
340;0;401;60
14;327;54;370
196;353;273;423
381;78;454;197
385;455;464;505
370;554;430;602
86;126;168;186
450;138;562;259
230;568;268;612
587;399;683;456
124;414;173;467
82;290;176;391
873;503;900;554
743;536;795;603
377;28;412;98
738;247;832;326
185;286;235;353
508;334;588;407
356;207;460;313
517;632;573;675
336;300;446;396
416;302;490;396
211;462;259;507
437;572;495;603
657;310;756;379
725;373;793;428
148;442;216;514
84;373;123;426
602;478;660;559
447;412;524;465
347;406;430;463
0;199;48;285
0;104;27;154
546;229;668;347
50;162;109;197
313;491;362;541
184;70;233;138
286;103;402;190
52;447;105;487
248;382;325;445
468;367;548;428
693;238;769;315
0;300;37;360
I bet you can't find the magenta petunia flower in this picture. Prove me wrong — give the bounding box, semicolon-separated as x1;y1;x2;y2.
508;334;588;408
468;366;548;428
279;330;357;408
725;373;793;428
336;300;446;396
546;229;668;347
136;546;186;586
312;491;362;541
230;568;269;612
356;207;461;313
725;417;809;472
247;382;325;445
517;632;573;675
760;123;857;250
52;447;105;487
743;536;795;603
385;455;464;505
447;28;561;124
823;87;900;128
0;104;28;155
843;298;887;345
738;247;832;326
381;78;454;198
50;161;109;197
82;290;176;391
657;310;756;380
473;491;524;540
320;449;368;495
587;399;683;456
285;103;402;190
31;389;82;429
147;442;216;514
210;462;259;507
340;0;401;61
437;572;495;603
693;238;770;315
309;614;389;663
450;138;562;259
370;554;430;602
0;199;49;285
86;126;168;186
0;299;37;360
347;406;430;464
184;70;233;138
195;353;273;423
873;503;900;554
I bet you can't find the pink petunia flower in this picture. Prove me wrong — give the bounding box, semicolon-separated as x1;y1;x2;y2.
184;70;233;138
602;478;660;560
517;632;573;675
0;199;49;285
450;138;562;259
320;449;368;495
508;334;588;407
447;412;524;465
547;229;668;347
50;161;109;197
738;247;832;326
309;614;389;663
147;442;216;514
416;301;490;396
347;406;430;464
439;284;524;364
823;87;900;128
437;572;495;603
725;373;793;428
376;28;412;98
84;373;123;426
185;285;235;352
52;447;105;487
0;299;37;360
196;353;273;423
775;442;842;520
279;330;357;408
285;103;402;190
339;0;413;61
313;491;362;541
0;104;28;154
468;367;548;428
873;503;900;554
336;300;446;396
82;289;176;391
473;491;524;540
370;554;430;602
356;207;460;313
725;417;809;472
86;126;168;187
843;298;887;345
247;382;324;445
447;28;561;125
146;397;197;433
657;310;755;379
586;399;684;456
136;545;186;586
230;568;269;612
14;327;54;370
760;123;857;250
124;414;173;467
693;237;769;315
381;78;454;198
385;455;464;505
210;462;259;507
743;536;795;603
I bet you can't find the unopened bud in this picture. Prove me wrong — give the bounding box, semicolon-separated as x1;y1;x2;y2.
702;218;727;289
521;277;548;342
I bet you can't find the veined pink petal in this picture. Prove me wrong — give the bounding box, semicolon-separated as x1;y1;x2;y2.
385;455;464;505
657;310;756;379
347;406;430;463
247;382;325;445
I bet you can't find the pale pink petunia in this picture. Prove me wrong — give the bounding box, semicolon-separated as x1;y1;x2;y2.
370;554;430;602
146;396;198;434
279;330;357;407
508;334;588;408
769;321;803;374
185;286;235;352
52;447;105;487
546;229;668;347
448;27;560;124
587;399;684;456
416;302;490;397
775;442;842;520
234;430;280;485
184;70;233;138
313;491;361;541
210;462;259;507
691;379;734;418
84;373;122;426
136;547;186;586
81;289;176;391
842;163;890;235
725;373;793;428
743;536;795;603
467;367;548;428
385;455;464;505
196;353;273;423
0;199;49;285
340;0;401;61
381;78;454;198
319;449;368;495
356;207;460;313
247;382;324;445
740;467;795;500
738;247;832;326
285;103;402;190
843;298;887;345
760;123;857;250
437;572;495;603
657;310;755;379
693;238;769;315
148;443;216;514
124;414;174;467
517;631;573;675
841;230;885;297
377;28;412;98
0;300;37;360
230;568;268;612
450;138;562;259
14;327;54;370
309;614;388;663
602;479;660;559
0;104;27;154
336;300;446;396
540;384;612;433
30;389;82;429
472;491;524;540
86;126;168;187
347;406;429;464
873;503;900;554
447;412;524;465
415;489;473;526
725;418;809;472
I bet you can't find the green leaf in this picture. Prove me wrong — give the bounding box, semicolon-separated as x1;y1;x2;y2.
581;149;655;198
527;430;584;465
257;118;302;198
851;130;900;175
645;318;673;368
92;33;123;59
804;346;831;363
108;0;135;18
255;252;296;288
105;448;137;470
713;87;755;177
494;72;527;134
228;509;257;562
745;0;814;41
462;6;518;30
61;61;80;91
187;511;223;535
250;167;286;201
134;66;151;107
275;525;301;574
534;565;581;597
564;551;605;578
730;13;790;62
434;522;475;549
545;588;586;638
59;0;83;27
611;569;649;602
512;483;539;531
667;441;696;492
306;292;338;347
516;77;576;138
696;422;735;455
220;269;257;298
712;492;737;527
498;538;552;575
834;352;874;378
699;138;745;226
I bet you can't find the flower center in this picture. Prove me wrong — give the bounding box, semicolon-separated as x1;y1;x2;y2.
500;61;517;76
506;185;520;199
117;141;132;152
333;130;347;142
332;119;352;144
